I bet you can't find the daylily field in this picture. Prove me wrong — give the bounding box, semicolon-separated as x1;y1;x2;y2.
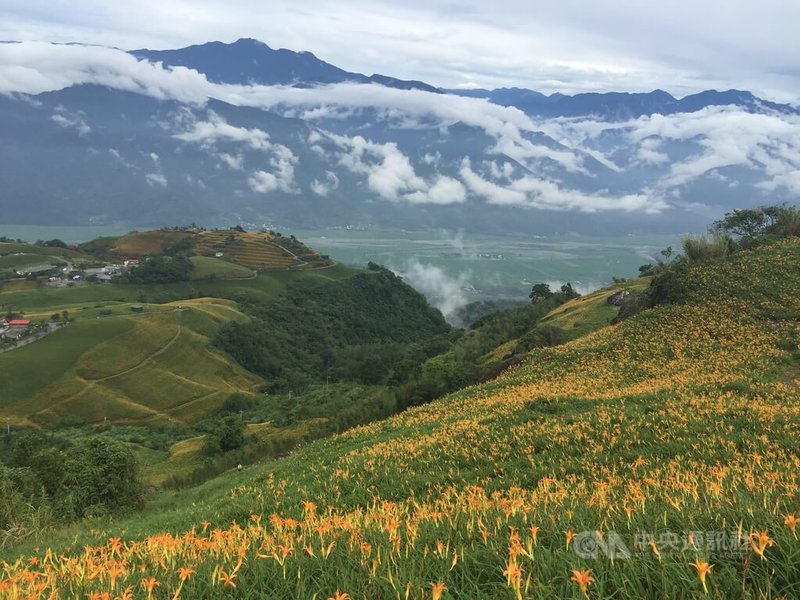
2;239;800;598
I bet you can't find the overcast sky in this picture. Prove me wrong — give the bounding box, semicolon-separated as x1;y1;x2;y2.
1;0;798;101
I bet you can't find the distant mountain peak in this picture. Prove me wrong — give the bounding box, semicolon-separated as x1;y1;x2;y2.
445;85;794;120
131;39;440;93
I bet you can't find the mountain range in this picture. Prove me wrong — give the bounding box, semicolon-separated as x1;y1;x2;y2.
0;38;798;234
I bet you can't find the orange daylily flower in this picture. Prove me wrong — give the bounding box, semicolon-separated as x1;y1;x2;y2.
570;569;594;596
430;581;447;600
689;560;712;594
749;530;775;559
784;515;798;535
219;570;237;589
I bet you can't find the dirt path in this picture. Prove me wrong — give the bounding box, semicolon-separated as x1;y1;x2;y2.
86;309;183;383
40;310;184;417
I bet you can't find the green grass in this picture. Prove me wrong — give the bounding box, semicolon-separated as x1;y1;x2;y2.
189;256;254;280
0;241;94;261
0;305;262;427
0;264;354;313
0;319;132;421
0;253;61;272
541;277;651;340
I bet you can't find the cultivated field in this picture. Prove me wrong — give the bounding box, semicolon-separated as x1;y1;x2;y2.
0;300;262;427
193;231;299;270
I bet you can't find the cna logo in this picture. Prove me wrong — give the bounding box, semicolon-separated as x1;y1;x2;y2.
573;531;632;560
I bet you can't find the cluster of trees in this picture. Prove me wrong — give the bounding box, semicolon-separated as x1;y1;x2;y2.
215;266;451;392
0;432;144;539
34;239;68;248
125;255;194;284
216;266;579;422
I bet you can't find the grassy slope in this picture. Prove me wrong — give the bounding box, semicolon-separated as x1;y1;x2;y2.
189;256;254;280
3;239;799;598
0;299;262;427
0;241;93;261
540;277;651;341
0;263;353;311
472;279;650;375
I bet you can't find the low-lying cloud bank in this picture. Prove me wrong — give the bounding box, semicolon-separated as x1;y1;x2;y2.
1;41;799;213
395;260;471;324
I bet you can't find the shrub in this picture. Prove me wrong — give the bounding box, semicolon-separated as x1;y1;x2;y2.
648;257;691;306
61;438;144;518
772;205;800;237
205;417;246;454
681;233;734;263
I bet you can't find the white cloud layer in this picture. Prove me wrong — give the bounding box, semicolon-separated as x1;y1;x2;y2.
2;41;797;212
2;1;799;100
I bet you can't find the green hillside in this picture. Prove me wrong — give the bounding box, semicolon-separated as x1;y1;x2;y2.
1;228;798;597
0;299;262;427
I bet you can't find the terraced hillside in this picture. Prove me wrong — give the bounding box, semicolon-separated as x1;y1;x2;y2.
0;299;262;427
75;228;332;271
193;230;300;270
3;239;798;598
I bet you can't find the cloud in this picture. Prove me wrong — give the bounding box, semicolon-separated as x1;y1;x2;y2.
544;106;800;198
0;41;211;103
248;145;297;193
404;176;467;205
173;110;271;149
459;158;666;213
395;260;471;324
310;170;339;196
145;172;167;186
2;1;799;100
331;133;466;204
627;107;800;192
1;41;797;214
50;112;90;135
636;137;669;165
217;152;244;170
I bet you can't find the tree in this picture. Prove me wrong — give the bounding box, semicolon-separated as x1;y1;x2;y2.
711;207;780;239
206;417;246;454
559;282;580;300
529;283;553;303
62;438;143;517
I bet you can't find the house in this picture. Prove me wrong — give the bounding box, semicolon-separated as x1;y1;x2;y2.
124;259;140;267
215;252;224;258
2;320;30;341
130;304;144;313
2;328;25;341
